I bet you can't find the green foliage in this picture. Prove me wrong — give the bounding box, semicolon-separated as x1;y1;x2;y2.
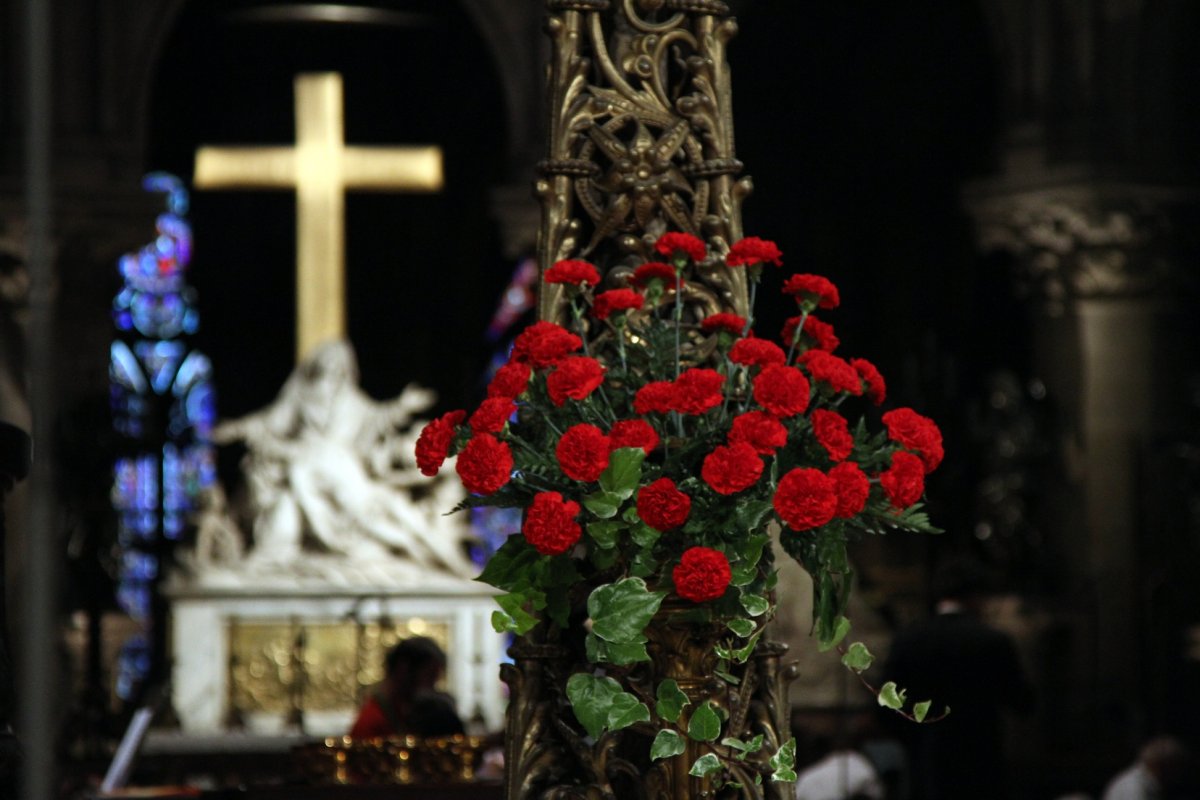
913;700;932;723
877;681;906;711
817;615;851;652
721;734;764;760
686;701;722;742
769;737;797;782
651;729;687;761
655;679;690;724
600;447;646;499
726;618;756;638
689;753;722;778
841;641;874;673
566;673;650;740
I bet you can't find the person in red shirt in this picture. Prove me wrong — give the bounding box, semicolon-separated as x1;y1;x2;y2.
349;636;464;739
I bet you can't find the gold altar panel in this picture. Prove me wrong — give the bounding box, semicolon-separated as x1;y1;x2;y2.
228;618;451;715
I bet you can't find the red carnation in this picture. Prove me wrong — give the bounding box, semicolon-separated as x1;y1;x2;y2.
729;411;789;455
547;356;606;406
469;397;516;434
730;337;787;369
634;381;676;415
672;368;725;415
828;461;870;519
726;236;783;267
522;491;582;555
555;423;611;482
630;262;682;290
701;441;764;495
851;358;886;405
882;408;944;473
782;273;840;310
487;360;532;399
701;312;749;336
511;321;582;369
752;364;810;418
655;232;707;263
880;450;926;509
637;478;692;532
593;288;644;320
811;409;854;462
415;410;466;476
609;419;660;454
673;547;732;603
801;350;863;396
782;315;839;353
455;434;513;495
773;467;838;532
544;259;601;287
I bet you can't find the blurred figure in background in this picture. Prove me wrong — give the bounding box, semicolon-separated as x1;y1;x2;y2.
1102;736;1193;800
349;636;464;738
884;557;1034;800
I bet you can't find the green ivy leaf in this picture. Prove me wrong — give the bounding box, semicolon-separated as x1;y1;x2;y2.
769;737;797;782
655;679;690;724
591;546;619;569
588;520;624;549
727;618;756;638
729;565;757;587
817;615;851;652
913;700;932;723
629;549;658;578
651;729;687;761
721;734;764;756
733;502;775;535
622;506;641;524
740;593;770;617
477;537;539;592
714;668;741;685
877;681;906;711
732;629;763;663
687;701;722;742
588;578;667;644
492;593;537;635
689;753;722;778
599;447;646;500
630;522;662;548
840;641;874;673
583;491;622;519
565;673;648;740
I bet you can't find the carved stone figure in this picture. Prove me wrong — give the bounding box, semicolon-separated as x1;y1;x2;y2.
208;340;475;578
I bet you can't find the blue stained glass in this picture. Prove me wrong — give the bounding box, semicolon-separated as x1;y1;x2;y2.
115;635;151;700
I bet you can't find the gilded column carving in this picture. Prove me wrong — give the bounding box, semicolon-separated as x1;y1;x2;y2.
536;0;752;328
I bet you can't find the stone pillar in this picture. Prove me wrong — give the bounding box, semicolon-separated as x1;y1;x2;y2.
967;180;1199;754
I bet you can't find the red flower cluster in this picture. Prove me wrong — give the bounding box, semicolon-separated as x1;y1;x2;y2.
801;350;863;396
726;236;783;268
753;365;810;418
593;288;644;320
523;491;582;555
630;262;680;289
672;368;725;415
544;259;601;287
729;411;788;455
730;337;786;369
609;419;659;454
634;381;676;415
655;232;707;263
782;315;839;353
547;356;606;406
456;434;513;495
880;450;925;509
811;409;853;462
783;273;840;310
556;423;611;482
469;397;516;434
829;461;869;518
882;408;943;473
673;547;731;603
511;321;582;369
637;478;692;532
488;360;532;399
415;410;465;476
773;467;838;531
851;358;886;405
701;312;748;336
702;441;764;495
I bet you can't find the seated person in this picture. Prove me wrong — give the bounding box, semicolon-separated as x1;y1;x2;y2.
349;636;465;738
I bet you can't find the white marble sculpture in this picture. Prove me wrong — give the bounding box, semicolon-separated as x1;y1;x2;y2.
192;339;476;584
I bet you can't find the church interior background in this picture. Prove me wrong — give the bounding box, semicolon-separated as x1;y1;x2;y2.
1;0;1199;797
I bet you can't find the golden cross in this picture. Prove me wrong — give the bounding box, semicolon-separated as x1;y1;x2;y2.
193;72;443;362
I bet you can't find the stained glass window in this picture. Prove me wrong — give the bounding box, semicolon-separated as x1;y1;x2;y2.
110;173;216;702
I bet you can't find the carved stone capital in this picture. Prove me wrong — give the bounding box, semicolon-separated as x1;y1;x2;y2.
967;181;1200;315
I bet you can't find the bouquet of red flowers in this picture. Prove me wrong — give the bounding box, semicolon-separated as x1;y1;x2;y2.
417;231;942;776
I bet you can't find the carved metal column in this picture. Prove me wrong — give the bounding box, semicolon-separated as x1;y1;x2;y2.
535;0;752;328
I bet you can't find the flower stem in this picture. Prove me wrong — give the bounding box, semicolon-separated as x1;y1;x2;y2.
786;309;809;365
673;270;683;379
740;281;758;337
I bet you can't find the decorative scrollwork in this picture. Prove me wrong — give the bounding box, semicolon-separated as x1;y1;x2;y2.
538;0;751;327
